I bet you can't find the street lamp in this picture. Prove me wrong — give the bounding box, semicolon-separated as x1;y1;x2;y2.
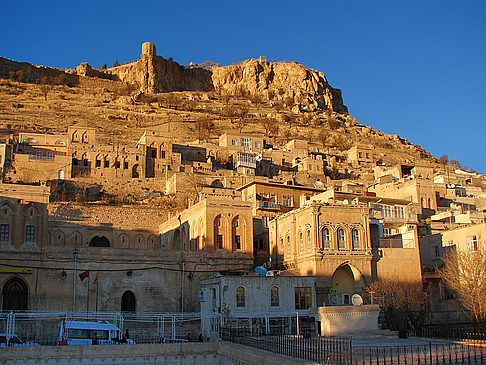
73;249;78;312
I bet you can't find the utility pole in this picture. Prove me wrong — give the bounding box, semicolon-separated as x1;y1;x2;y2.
72;249;78;312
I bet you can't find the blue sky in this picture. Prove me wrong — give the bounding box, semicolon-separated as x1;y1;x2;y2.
1;1;485;172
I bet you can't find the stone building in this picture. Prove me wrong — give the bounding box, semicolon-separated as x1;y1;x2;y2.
218;133;264;154
269;201;423;307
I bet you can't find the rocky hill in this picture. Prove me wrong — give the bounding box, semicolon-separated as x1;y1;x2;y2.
0;42;450;200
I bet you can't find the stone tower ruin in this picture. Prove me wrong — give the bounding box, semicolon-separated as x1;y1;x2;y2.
141;42;156;57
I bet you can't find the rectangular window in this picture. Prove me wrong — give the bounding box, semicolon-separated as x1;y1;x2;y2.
104;160;109;168
235;235;241;250
232;139;238;146
216;235;223;249
283;196;293;207
95;159;101;168
271;287;279;307
358;152;363;158
72;158;78;166
151;149;157;158
26;225;35;242
366;153;370;159
36;151;43;160
295;287;312;310
467;236;478;252
160;151;166;159
241;137;252;147
0;224;9;241
123;161;128;170
254;141;261;148
46;151;54;160
115;161;120;169
83;159;88;167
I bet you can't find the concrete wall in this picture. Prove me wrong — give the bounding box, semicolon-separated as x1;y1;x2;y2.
0;341;307;365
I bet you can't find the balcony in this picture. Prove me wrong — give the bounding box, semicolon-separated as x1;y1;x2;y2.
256;201;280;210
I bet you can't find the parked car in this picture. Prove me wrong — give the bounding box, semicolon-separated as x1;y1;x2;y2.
58;320;134;345
0;334;40;347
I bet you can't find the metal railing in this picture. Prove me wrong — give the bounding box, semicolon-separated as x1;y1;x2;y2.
221;327;352;365
353;342;486;365
422;322;486;341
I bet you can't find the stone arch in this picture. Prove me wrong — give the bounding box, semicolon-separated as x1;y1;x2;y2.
132;164;141;178
121;290;136;312
173;229;181;250
211;179;224;188
148;235;158;248
53;230;66;246
306;227;312;250
89;236;110;247
321;226;332;249
118;233;129;248
351;226;364;250
336;225;348;250
70;231;83;246
236;286;245;308
214;214;229;250
2;276;29;311
331;263;365;304
134;234;145;248
23;204;37;218
298;229;304;252
231;216;245;251
0;201;13;217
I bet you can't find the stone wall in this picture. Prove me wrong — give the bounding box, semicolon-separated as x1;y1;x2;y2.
0;341;307;365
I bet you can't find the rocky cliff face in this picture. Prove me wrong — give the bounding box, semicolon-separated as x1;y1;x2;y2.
105;55;213;93
211;58;348;114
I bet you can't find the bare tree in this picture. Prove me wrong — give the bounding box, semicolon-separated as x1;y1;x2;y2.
367;280;428;337
261;118;279;137
195;117;214;140
437;246;486;323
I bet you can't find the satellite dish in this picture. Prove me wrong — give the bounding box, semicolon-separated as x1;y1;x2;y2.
255;266;267;275
343;199;349;205
315;181;324;187
352;294;363;306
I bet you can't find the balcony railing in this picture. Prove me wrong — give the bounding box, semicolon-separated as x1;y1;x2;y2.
256;201;281;210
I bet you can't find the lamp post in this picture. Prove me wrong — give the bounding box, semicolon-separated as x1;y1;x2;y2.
73;249;78;312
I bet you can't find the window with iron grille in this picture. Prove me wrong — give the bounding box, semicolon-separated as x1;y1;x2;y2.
26;225;35;242
0;224;9;241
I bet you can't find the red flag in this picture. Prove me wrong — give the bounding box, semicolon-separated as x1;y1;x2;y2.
79;270;89;281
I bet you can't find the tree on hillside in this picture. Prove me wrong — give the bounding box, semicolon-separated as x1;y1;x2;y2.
113;60;120;67
195;117;214;140
101;63;107;70
437;245;486;323
261;118;279;141
40;76;52;101
318;130;328;147
367;280;428;337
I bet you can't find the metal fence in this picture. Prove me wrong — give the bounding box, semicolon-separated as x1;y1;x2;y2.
353;343;486;365
0;311;219;346
221;327;353;365
422;322;486;342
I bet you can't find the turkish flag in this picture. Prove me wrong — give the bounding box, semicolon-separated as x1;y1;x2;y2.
79;270;89;281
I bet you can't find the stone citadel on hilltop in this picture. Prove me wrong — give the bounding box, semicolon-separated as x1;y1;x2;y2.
0;42;485;344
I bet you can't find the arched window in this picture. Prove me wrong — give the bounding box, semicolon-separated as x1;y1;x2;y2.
236;286;245;307
306;230;312;250
337;228;346;250
299;232;304;252
286;235;291;254
421;197;424;207
121;290;136;312
173;229;181;250
428;198;432;209
271;286;279;307
214;216;224;250
280;238;284;253
2;277;28;311
352;229;360;250
322;228;331;249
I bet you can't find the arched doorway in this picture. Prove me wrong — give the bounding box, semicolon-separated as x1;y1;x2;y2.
89;236;110;247
2;277;28;311
331;264;364;305
173;229;181;250
121;291;136;312
132;164;141;178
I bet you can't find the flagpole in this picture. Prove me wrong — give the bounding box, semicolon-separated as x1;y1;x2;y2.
95;272;99;313
87;273;90;313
